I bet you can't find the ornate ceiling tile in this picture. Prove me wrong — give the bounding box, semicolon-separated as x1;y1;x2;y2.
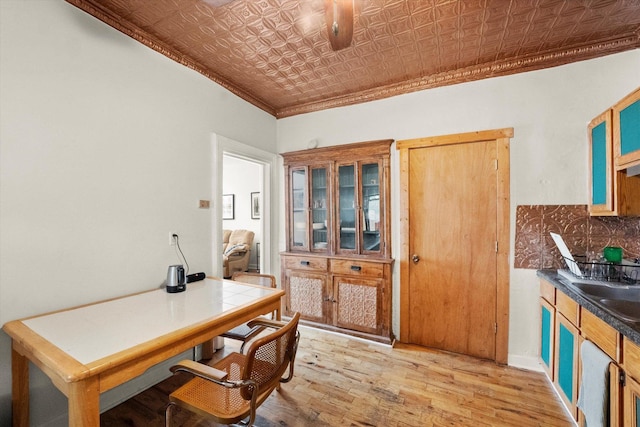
66;0;640;118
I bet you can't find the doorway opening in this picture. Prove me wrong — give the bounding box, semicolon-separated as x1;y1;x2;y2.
211;134;278;278
222;155;263;273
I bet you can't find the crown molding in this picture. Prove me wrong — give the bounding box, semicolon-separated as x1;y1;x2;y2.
66;0;277;117
66;0;639;120
275;35;640;118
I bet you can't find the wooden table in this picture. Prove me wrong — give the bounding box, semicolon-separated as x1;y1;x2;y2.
3;278;284;427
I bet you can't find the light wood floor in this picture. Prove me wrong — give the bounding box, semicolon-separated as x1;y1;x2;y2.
101;326;573;426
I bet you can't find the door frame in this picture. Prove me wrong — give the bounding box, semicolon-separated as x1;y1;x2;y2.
396;128;513;364
211;133;278;277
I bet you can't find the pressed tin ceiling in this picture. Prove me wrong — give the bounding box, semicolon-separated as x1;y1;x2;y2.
67;0;640;118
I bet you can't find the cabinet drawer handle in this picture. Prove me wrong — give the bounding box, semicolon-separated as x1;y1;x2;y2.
300;260;310;266
350;265;361;271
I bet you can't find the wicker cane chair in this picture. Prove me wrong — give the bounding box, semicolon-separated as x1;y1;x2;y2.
165;312;300;426
220;273;277;353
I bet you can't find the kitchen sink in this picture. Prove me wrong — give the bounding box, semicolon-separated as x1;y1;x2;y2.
598;299;640;323
557;270;640;322
562;281;640;301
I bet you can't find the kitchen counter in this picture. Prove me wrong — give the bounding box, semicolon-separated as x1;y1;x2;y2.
537;269;640;346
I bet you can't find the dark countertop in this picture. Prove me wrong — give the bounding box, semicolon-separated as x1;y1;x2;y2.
537;269;640;346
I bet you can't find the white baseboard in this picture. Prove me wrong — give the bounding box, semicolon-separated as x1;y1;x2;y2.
508;354;544;372
508;355;578;426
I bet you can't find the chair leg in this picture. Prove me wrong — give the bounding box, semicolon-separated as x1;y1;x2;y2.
236;385;258;426
165;402;176;427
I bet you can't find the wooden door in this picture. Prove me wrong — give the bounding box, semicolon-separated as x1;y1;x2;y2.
397;129;511;363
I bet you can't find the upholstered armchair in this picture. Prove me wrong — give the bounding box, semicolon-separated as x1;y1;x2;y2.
222;229;255;278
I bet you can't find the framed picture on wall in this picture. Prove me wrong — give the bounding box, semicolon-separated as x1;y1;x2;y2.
251;192;260;219
222;194;235;220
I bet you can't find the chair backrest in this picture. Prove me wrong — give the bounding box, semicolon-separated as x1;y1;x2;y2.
228;229;254;247
240;312;300;401
222;229;232;245
231;272;276;289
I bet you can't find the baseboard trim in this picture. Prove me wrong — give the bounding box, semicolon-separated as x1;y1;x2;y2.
508;354;544;372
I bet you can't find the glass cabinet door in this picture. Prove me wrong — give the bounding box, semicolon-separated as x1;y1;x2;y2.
361;162;381;254
337;164;356;252
311;167;329;252
291;168;308;249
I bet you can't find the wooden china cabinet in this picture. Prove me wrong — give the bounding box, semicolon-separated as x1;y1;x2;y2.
281;140;394;343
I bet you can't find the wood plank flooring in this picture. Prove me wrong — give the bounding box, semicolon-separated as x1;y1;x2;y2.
101;326;573;426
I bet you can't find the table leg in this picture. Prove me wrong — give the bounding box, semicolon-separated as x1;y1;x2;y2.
68;377;100;427
11;344;29;427
201;340;214;359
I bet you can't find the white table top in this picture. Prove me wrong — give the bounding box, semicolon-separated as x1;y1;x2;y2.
22;278;275;365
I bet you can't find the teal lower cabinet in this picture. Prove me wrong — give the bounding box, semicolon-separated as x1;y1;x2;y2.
540;298;555;379
558;323;575;399
625;376;640;427
555;313;579;421
541;278;628;426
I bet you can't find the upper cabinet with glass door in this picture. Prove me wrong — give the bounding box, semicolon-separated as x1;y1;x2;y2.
282;140;392;259
310;166;330;252
337;163;356;253
285;164;331;253
336;161;385;256
289;167;309;250
361;163;382;254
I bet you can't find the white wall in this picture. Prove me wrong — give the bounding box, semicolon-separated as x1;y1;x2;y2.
223;155;262;270
0;1;276;425
277;50;640;368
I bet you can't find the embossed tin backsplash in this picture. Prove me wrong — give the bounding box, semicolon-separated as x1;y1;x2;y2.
515;205;640;269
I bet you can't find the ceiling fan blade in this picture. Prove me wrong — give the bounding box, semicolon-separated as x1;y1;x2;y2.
324;0;353;51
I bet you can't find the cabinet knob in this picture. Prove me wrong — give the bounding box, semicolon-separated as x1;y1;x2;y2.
412;254;420;264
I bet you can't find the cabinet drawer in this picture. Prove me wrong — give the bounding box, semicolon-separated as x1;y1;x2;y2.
540;279;556;304
556;291;579;326
283;256;327;271
330;259;384;278
581;307;620;362
624;338;640;382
